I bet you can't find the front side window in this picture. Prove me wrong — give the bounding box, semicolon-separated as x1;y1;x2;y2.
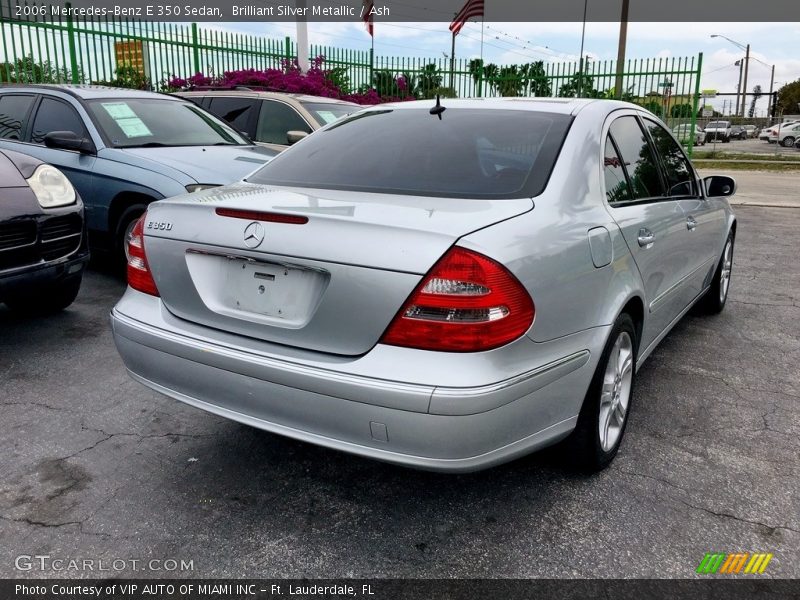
248;108;572;199
86;98;249;148
608;116;664;200
643;118;697;197
0;94;35;140
31;97;87;144
256;101;312;145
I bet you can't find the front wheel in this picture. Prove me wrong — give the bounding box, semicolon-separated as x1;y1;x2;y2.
567;313;636;472
782;136;796;148
700;232;734;314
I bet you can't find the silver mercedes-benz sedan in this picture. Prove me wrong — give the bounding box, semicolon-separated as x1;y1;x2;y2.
111;98;736;472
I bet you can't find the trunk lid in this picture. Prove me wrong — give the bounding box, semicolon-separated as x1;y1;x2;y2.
143;182;533;356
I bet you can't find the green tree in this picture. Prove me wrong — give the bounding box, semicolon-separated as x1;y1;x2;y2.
416;63;443;99
642;100;663;117
558;71;598;98
776;79;800;115
0;54;82;84
670;103;693;118
748;84;763;118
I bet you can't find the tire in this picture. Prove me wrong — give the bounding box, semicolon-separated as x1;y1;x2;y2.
115;205;147;266
566;313;637;472
699;232;734;314
4;275;82;314
781;136;795;148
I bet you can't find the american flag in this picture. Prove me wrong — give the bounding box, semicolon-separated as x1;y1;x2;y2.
449;0;484;36
362;0;374;37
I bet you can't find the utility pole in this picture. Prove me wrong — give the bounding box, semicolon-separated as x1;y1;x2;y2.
767;64;775;119
741;43;750;117
614;0;629;99
734;59;743;115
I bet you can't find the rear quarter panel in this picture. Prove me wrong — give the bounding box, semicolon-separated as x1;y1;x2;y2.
459;102;644;343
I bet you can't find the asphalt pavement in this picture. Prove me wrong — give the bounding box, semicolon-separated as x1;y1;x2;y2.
1;199;798;578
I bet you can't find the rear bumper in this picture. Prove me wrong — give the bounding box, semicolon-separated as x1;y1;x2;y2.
112;291;607;472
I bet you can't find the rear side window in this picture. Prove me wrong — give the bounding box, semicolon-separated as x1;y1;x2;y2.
31;97;86;144
609;116;664;200
643;118;697;197
248;108;572;199
208;97;258;133
0;94;35;140
603;138;632;205
256;101;312;145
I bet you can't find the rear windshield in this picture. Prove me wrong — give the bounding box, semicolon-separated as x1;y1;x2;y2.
247;108;572;199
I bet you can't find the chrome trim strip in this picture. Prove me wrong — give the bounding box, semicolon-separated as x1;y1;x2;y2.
638;286;709;370
649;256;715;313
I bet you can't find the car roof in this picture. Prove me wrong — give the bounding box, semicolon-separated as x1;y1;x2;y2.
372;97;628;116
175;89;359;106
0;83;181;101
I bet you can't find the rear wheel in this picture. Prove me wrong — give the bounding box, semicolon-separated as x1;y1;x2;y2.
700;232;734;314
567;313;636;472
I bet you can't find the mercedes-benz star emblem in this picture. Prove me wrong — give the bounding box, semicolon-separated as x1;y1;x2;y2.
243;221;265;249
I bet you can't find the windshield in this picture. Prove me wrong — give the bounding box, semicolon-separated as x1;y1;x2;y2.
300;102;358;125
87;98;250;148
706;122;728;128
248;108;572;199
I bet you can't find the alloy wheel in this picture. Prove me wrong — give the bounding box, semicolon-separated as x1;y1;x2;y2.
598;331;634;452
720;238;733;304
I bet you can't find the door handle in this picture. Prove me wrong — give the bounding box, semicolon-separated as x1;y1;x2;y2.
637;228;655;248
687;216;698;231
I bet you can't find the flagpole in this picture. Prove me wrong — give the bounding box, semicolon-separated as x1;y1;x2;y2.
450;32;456;89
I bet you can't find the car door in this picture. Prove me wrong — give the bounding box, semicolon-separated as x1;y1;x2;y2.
643;117;727;301
603;114;693;349
255;99;313;151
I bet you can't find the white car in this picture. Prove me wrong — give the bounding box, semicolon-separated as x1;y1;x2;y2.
761;121;800;143
773;123;800;147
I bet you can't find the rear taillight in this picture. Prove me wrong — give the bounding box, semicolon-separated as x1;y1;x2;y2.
126;214;159;297
380;247;534;352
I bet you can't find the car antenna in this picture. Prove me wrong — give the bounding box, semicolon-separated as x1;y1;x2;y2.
429;94;446;120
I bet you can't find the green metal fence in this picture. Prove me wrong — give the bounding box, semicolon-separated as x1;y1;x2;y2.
1;0;703;151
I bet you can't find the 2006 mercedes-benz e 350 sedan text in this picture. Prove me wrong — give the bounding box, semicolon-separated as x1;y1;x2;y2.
111;99;736;472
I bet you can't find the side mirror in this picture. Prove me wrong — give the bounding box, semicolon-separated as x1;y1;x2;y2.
286;130;309;145
704;175;736;198
44;131;95;155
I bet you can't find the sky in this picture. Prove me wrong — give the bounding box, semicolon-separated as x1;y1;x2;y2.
222;20;800;116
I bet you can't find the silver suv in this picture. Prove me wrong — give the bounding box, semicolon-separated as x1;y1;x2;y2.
175;89;361;152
